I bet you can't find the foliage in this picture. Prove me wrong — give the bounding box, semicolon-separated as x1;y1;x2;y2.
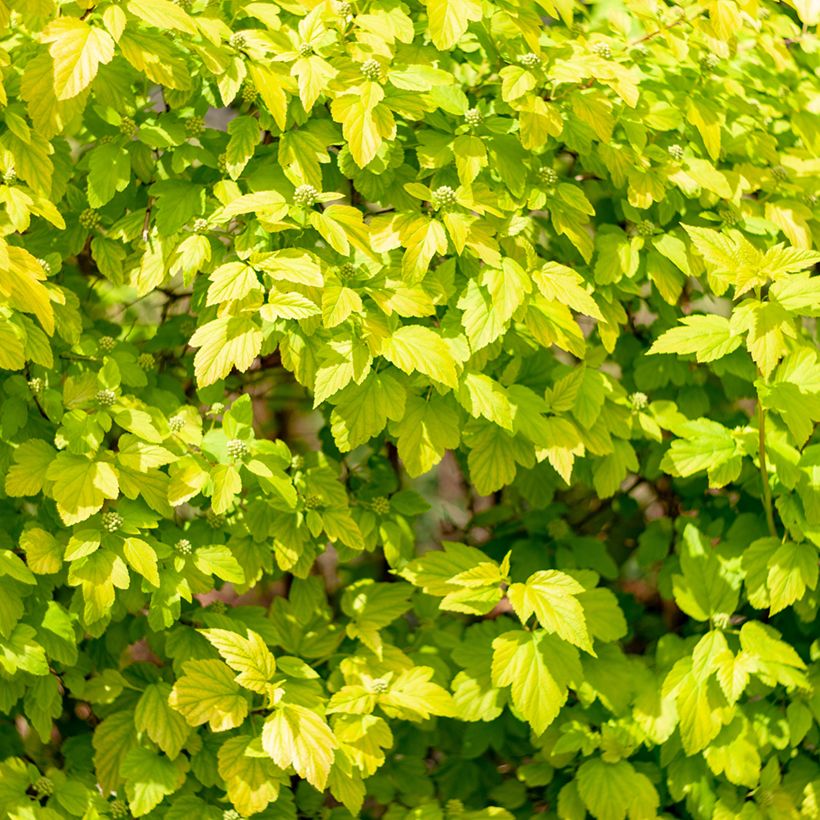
0;0;818;818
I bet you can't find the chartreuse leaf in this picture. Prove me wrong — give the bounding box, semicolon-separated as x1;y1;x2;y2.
378;666;455;721
45;454;118;525
0;316;27;369
456;372;514;430
533;262;602;319
507;571;593;653
765;541;818;614
491;629;580;735
703;716;762;789
42;18;115;100
169;659;249;731
193;546;245;584
218;734;288;817
649;315;742;363
380;325;459;388
0;623;47;676
0;549;36;585
400;542;509;615
464;422;535;494
1;2;818;817
426;0;483;49
739;621;808;689
190;316;262;387
261;703;337;791
210;464;242;514
660;418;742;488
200;628;277;693
330;84;394;168
67;550;129;624
19;528;62;575
576;757;660;820
3;247;56;333
663;655;730;755
123;537;159;587
578;588;627;642
125;0;198;35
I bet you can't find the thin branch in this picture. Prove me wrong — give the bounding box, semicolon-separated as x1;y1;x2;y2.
757;391;778;539
631;10;692;45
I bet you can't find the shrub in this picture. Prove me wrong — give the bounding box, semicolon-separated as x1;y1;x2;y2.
0;1;818;818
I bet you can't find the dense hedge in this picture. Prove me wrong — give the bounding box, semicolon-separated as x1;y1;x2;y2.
0;0;818;818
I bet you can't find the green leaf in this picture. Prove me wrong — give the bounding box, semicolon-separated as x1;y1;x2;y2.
390;394;460;476
135;682;190;759
120;746;185;817
5;440;55;497
464;422;534;495
23;674;62;742
330;372;406;452
87;142;130;208
93;711;137;794
671;524;739;622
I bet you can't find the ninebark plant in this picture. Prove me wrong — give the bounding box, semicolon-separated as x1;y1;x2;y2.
0;1;818;818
